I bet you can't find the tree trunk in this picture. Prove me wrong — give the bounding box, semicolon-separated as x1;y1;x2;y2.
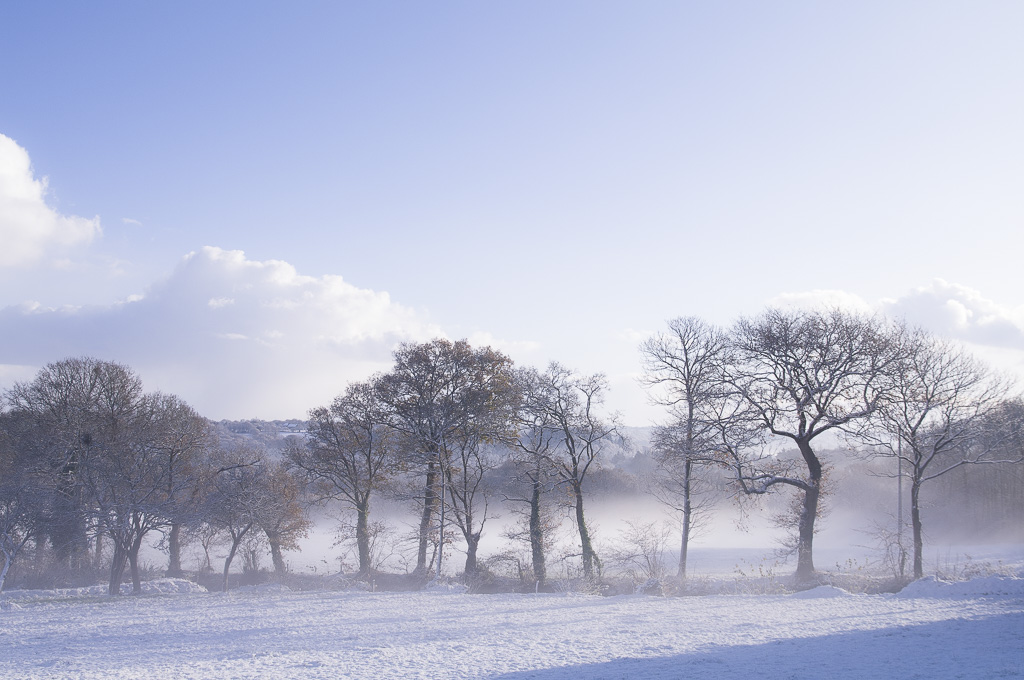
53;473;86;569
794;440;822;581
678;458;692;579
574;483;597;579
223;532;245;592
268;537;287;576
0;554;11;593
464;534;479;577
108;540;128;596
33;534;46;574
416;456;437;575
0;537;20;592
355;501;371;577
529;479;546;587
911;478;924;579
127;535;143;595
167;523;183;577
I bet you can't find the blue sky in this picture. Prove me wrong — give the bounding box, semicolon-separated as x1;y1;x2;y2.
1;2;1022;421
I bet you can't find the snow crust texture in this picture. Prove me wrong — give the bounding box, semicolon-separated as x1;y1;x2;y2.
1;576;1022;679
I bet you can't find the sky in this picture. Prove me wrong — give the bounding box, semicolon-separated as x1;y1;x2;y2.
1;2;1022;423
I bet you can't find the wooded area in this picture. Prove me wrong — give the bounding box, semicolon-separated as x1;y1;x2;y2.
2;309;1021;594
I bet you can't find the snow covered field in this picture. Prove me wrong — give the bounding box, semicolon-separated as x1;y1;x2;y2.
2;572;1023;679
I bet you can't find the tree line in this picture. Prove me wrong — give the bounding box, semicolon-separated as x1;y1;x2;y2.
1;307;1021;594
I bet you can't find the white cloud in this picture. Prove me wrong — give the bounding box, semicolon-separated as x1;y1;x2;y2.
880;279;1024;350
0;134;100;267
0;247;442;419
771;281;1024;351
765;281;1024;385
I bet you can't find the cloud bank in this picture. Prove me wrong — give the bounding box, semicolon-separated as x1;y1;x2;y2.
771;280;1024;351
769;281;1024;383
0;247;442;419
0;134;100;267
879;279;1024;350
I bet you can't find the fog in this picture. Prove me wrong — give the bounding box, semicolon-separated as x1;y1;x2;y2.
206;465;1018;583
128;423;1022;586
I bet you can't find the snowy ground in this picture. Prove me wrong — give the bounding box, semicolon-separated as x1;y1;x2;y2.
2;571;1023;679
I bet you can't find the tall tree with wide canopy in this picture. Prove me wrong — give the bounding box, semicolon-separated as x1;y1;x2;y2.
376;339;516;577
5;359;212;594
5;357;127;571
0;410;42;592
725;309;900;581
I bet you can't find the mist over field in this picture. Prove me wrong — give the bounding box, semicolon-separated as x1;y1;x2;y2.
129;421;1021;591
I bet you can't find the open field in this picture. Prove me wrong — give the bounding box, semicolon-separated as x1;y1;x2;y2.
3;565;1022;680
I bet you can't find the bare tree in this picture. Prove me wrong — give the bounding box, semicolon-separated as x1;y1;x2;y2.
520;363;619;580
144;393;211;578
725;309;900;581
607;519;673;586
0;411;41;592
5;357;125;571
442;437;505;579
442;371;518;580
257;461;310;577
506;368;565;588
640;317;729;579
4;358;196;595
202;446;273;592
647;425;724;578
288;380;398;577
946;399;1024;534
86;390;214;595
867;328;1016;578
376;339;516;578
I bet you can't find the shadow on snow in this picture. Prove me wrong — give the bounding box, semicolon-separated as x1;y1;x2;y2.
490;611;1024;680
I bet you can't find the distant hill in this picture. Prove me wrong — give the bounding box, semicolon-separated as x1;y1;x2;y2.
211;418;307;455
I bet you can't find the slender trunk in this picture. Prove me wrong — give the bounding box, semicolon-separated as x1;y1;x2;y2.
222;530;247;592
268;537;286;576
34;534;46;573
416;457;437;575
54;474;85;569
108;540;129;596
574;482;597;579
911;478;924;579
94;533;104;569
678;458;692;579
529;479;546;586
201;538;214;572
127;535;143;595
355;501;371;577
0;537;23;592
794;440;822;581
464;534;479;577
436;460;446;579
0;554;11;592
167;523;183;577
